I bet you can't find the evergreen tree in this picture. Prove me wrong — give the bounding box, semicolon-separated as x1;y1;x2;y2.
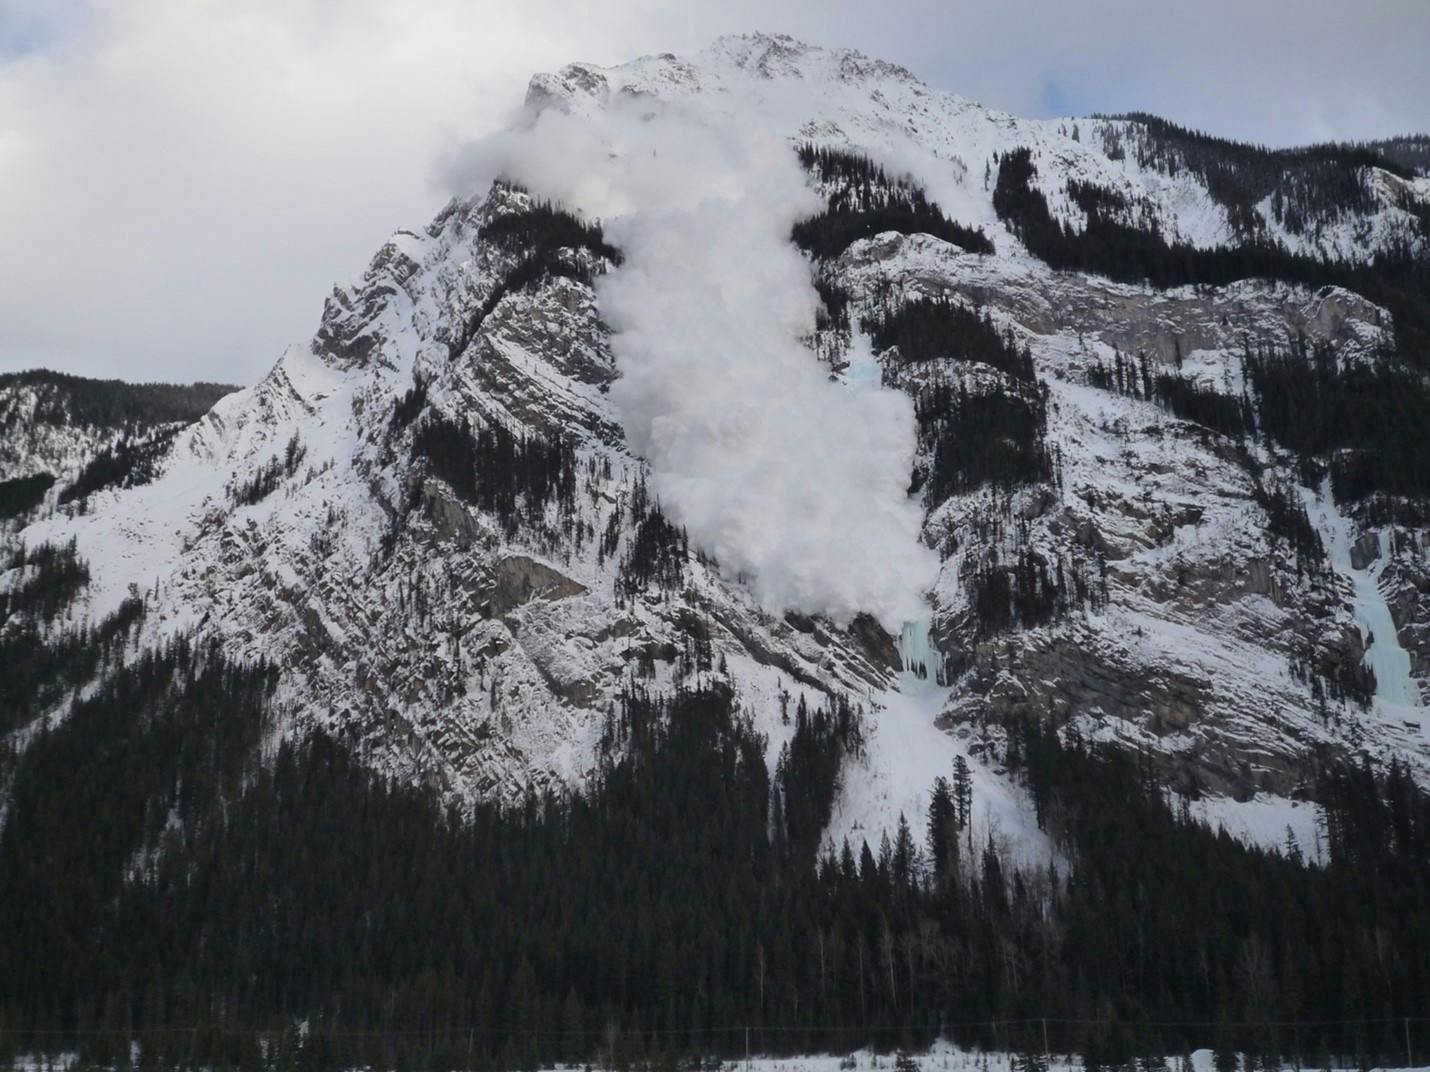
926;776;959;887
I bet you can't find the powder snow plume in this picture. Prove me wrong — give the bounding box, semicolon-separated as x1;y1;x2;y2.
457;93;940;632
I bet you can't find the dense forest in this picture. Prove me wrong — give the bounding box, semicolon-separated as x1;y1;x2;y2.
1242;336;1430;511
863;299;1035;383
1365;134;1430;176
480;198;622;266
2;640;1429;1071
410;411;578;538
913;379;1053;508
963;545;1105;639
1151;372;1254;441
1;455;1427;1070
0;371;237;434
793;145;993;260
0;472;55;520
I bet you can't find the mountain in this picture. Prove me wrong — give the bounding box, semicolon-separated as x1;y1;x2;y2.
3;32;1430;1067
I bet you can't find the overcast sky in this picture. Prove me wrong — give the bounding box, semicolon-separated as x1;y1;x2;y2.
2;0;1427;386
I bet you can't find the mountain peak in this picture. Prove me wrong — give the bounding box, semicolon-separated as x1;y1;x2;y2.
523;32;930;120
702;31;920;85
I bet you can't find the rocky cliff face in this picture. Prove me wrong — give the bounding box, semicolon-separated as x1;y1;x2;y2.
838;234;1422;801
4;33;1428;857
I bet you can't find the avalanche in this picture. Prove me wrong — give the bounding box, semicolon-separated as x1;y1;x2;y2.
470;91;941;634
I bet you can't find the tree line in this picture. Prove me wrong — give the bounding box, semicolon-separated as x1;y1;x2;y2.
0;371;235;435
410;411;578;539
0;538;146;733
55;426;181;508
1082;342;1342;582
863;298;1035;383
616;489;688;600
230;432;307;507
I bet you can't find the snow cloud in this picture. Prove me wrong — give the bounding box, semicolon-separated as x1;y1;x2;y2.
469;98;940;630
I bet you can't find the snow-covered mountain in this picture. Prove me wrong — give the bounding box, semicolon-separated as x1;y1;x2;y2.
6;31;1430;862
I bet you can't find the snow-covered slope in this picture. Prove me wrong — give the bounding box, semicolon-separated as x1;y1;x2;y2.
6;33;1429;859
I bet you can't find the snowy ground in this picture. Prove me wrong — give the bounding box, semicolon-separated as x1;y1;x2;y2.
690;1050;1427;1072
1187;793;1326;863
10;1043;1428;1072
827;640;1055;871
